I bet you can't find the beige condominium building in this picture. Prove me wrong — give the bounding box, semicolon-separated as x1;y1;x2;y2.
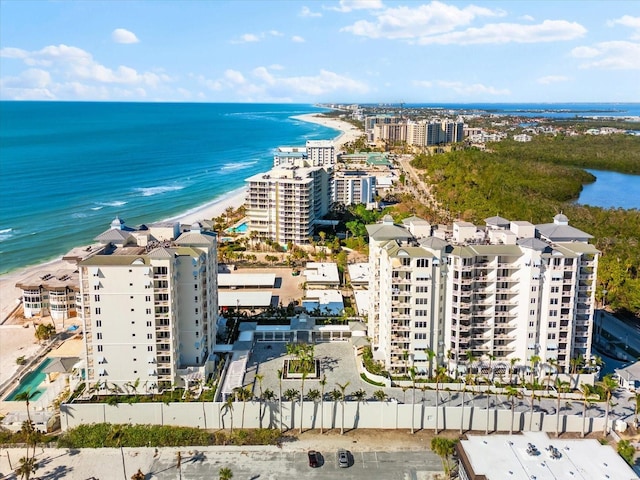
245;164;332;245
366;214;598;378
79;217;218;394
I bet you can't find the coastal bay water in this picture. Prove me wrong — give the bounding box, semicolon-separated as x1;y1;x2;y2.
0;102;336;275
578;169;640;210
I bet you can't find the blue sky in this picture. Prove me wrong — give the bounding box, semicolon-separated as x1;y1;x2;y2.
1;0;639;103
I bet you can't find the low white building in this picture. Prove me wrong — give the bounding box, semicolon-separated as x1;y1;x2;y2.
615;361;640;392
303;289;344;315
303;262;340;288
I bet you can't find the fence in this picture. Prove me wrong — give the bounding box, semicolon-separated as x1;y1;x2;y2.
60;400;606;435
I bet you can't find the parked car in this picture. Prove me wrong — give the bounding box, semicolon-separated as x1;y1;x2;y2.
308;450;319;468
338;449;350;468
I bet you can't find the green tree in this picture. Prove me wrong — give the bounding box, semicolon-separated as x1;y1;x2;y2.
219;466;233;480
579;383;595;438
506;386;522;434
336;382;350;435
598;374;619;436
617;439;635;466
34;323;56;344
15;456;38;480
430;437;458;479
434;366;447;435
554;379;571;437
319;375;327;434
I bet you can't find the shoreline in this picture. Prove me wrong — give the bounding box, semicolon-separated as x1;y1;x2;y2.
0;112;362;323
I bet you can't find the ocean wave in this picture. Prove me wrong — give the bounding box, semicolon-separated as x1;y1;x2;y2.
98;200;128;207
220;161;258;172
72;212;88;219
0;228;13;242
134;185;184;197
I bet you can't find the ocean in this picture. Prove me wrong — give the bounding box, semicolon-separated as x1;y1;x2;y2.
0;102;336;275
1;101;638;276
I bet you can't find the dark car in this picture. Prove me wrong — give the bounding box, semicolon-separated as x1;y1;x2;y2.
338;449;350;468
308;450;319;468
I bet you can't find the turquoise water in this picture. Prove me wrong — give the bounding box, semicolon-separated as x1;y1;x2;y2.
578;169;640;210
226;221;248;234
0;102;338;274
5;357;53;401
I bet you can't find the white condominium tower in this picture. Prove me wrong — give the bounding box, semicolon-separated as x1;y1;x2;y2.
245;164;332;245
79;218;218;394
367;214;598;377
306;140;336;166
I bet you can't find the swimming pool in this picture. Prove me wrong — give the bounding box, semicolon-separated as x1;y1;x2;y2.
5;357;53;401
225;221;248;234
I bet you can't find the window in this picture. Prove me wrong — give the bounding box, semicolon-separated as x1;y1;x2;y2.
146;321;152;327
529;321;535;327
416;286;429;293
529;310;535;316
94;285;100;291
95;307;101;314
145;295;151;302
415;298;428;305
96;333;102;340
96;320;102;327
549;310;558;317
548;321;557;328
528;333;534;339
416;259;429;268
415;332;427;339
548;333;557;340
414;321;428;328
530;299;536;304
194;296;198;301
146;308;152;314
94;295;100;302
415;310;428;317
550;298;558;305
531;286;537;292
147;334;153;339
97;345;103;352
148;346;153;352
551;286;559;293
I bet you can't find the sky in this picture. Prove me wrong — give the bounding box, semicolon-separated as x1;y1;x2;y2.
1;0;639;103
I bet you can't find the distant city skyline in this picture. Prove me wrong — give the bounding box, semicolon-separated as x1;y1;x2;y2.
1;0;639;103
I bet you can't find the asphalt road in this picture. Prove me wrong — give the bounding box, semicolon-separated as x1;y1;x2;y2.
149;449;443;480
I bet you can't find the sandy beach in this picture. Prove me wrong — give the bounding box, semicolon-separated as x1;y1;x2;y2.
0;112;362;391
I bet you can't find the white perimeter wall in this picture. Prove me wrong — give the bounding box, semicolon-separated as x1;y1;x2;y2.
60;401;605;435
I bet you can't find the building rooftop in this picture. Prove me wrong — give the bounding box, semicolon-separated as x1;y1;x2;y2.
347;262;370;285
218;273;276;288
219;291;273;308
303;262;340;285
457;432;637;480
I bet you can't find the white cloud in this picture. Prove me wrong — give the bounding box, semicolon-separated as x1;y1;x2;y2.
571;41;640;69
436;80;510;96
413;80;433;88
607;15;640;39
342;1;505;39
292;35;305;43
269;30;284;37
237;33;261;43
0;43;173;100
537;75;569;85
300;6;322;18
520;15;535;22
415;20;586;45
330;0;384;13
205;66;369;101
111;28;140;44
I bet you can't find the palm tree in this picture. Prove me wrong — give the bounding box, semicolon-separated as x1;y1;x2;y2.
319;375;327;434
234;386;252;429
299;371;308;434
528;355;541;386
276;368;283;432
459;377;466;435
506;386;522;434
329;388;342;431
373;389;388;426
14;388;39;472
579;383;593;438
509;357;520;385
262;388;275;429
15;456;38;480
351;388;366;430
484;376;492;435
222;395;234;434
409;366;417;434
426;348;436;378
430;437;458;480
336;382;350;434
219;466;233;480
554;378;571;437
631;392;640;429
255;373;264;428
434;366;447;435
307;388;321;429
598;374;618;436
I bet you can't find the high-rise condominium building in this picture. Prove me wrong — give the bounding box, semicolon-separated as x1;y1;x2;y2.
306;140;336;167
367;214;598;376
245;164;332;245
79;218;218;394
333;170;377;206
